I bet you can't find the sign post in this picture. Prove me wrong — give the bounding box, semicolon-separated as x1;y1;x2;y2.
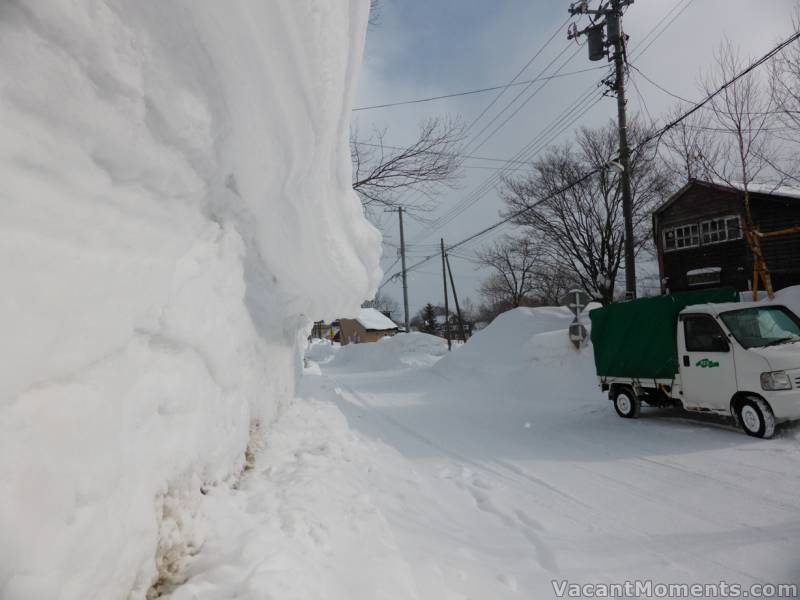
559;289;591;349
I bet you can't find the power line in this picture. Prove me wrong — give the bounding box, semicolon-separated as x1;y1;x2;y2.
628;68;655;124
420;83;607;235
407;0;696;245
628;0;695;60
381;0;701;285
382;30;800;288
463;15;573;136
634;29;800;151
464;42;584;156
628;62;800;116
351;66;607;112
396;70;609;247
352;140;536;166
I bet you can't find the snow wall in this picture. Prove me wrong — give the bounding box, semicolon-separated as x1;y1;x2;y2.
0;2;379;599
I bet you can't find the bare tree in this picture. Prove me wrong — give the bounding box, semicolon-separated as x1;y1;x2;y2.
533;262;582;306
660;105;722;183
366;291;400;319
771;9;800;124
475;236;541;309
703;41;787;296
702;41;780;192
351;117;464;213
768;15;800;180
501;119;670;304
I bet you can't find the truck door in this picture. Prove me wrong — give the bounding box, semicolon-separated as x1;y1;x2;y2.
678;314;738;412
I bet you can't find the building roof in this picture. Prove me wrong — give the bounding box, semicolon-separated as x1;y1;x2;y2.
354;307;398;331
654;179;800;216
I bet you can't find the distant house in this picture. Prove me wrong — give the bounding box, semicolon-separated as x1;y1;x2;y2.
653;180;800;294
339;308;398;345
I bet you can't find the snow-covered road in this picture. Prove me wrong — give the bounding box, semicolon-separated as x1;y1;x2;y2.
171;309;800;599
325;365;800;598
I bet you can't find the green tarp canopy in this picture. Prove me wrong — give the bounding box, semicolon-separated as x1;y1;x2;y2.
589;288;738;380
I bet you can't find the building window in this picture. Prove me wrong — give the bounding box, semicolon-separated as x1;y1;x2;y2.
700;215;742;244
686;267;721;286
663;224;699;251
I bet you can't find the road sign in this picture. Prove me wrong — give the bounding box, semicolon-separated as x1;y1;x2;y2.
559;289;592;316
569;321;588;349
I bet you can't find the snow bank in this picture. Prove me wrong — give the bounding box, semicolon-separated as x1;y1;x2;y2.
435;306;578;375
0;2;378;599
329;333;449;370
168;388;419;600
434;306;598;407
306;339;341;365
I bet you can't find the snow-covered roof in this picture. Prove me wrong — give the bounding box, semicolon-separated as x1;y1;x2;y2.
655;179;800;215
355;307;398;331
707;179;800;201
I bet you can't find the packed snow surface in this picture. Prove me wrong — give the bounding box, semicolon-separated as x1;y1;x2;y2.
0;2;377;599
277;306;799;598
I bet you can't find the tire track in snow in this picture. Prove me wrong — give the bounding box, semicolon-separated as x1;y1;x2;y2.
328;377;704;580
331;381;591;512
329;372;800;586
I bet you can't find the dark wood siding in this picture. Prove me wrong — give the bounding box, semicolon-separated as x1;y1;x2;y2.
654;182;800;293
752;195;800;290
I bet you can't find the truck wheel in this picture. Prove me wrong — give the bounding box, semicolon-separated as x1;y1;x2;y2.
612;387;640;419
737;396;775;439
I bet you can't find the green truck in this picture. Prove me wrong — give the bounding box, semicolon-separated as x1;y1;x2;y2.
589;288;800;438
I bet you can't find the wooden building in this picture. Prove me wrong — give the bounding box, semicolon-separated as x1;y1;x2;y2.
653;180;800;293
339;308;398;345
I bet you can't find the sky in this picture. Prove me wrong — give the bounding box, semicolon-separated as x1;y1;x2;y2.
354;0;797;320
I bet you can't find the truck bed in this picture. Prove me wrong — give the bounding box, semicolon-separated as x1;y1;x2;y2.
588;288;737;380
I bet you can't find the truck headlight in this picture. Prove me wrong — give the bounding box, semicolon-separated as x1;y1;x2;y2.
760;370;792;391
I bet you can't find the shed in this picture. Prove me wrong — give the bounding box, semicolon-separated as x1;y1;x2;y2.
339;308;398;345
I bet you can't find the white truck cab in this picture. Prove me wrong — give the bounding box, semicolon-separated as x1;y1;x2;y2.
672;302;800;437
601;301;800;438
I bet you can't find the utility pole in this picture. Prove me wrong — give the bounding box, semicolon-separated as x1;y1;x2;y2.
568;0;636;299
440;238;452;351
384;207;410;330
445;253;467;342
398;207;410;332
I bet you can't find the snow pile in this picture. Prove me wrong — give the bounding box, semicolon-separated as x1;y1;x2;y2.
168;388;419;600
329;333;449;370
0;3;377;599
434;306;598;413
306;339;341;365
436;306;579;376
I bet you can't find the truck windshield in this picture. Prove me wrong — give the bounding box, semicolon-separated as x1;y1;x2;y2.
719;306;800;349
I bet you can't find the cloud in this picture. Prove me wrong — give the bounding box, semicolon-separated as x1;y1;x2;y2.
356;0;798;314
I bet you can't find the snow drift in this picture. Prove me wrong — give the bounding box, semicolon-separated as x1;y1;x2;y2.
0;2;378;599
328;332;449;371
435;306;579;376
